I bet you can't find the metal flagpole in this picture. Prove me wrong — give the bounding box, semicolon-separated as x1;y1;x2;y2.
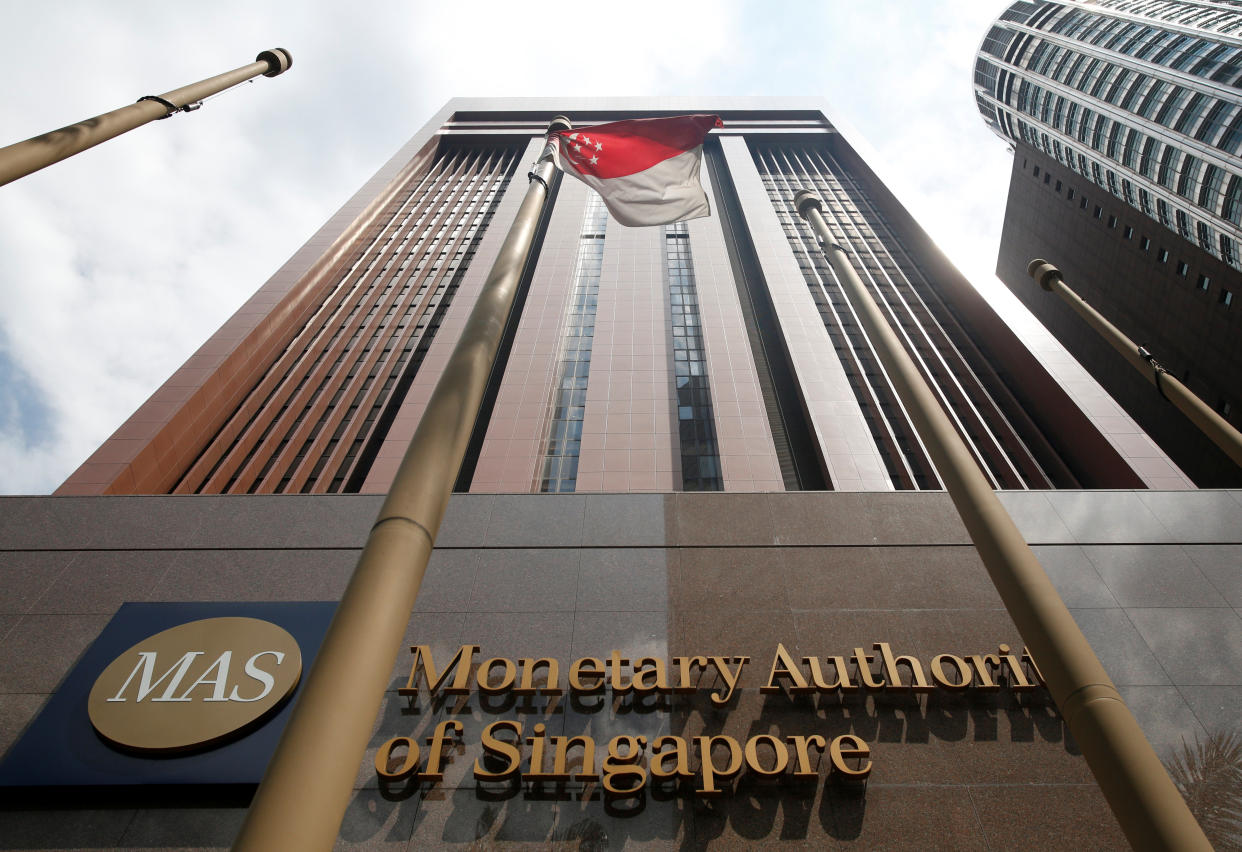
0;48;292;187
794;191;1210;851
1029;259;1242;470
231;116;571;852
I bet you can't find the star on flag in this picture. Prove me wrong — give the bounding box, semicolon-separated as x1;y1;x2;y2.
548;114;723;227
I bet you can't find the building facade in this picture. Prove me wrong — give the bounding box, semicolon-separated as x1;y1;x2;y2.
58;98;1185;497
975;0;1242;269
6;100;1241;849
975;0;1242;486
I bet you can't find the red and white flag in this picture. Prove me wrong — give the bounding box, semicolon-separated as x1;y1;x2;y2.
549;114;723;227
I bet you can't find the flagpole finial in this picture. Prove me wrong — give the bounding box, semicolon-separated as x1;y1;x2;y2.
548;115;572;134
793;189;822;218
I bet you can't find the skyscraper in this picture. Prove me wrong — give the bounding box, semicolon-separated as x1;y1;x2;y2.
975;0;1242;486
7;98;1241;849
58;98;1182;497
975;0;1242;264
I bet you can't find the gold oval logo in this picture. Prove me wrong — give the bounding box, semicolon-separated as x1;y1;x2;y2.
87;617;302;753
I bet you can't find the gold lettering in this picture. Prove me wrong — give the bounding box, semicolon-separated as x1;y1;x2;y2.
514;657;561;695
695;735;743;796
649;735;693;779
673;655;707;693
401;644;477;696
875;642;932;692
930;653;972;690
545;735;597;781
852;648;885;688
609;650;632;693
476;657;516;694
708;656;749;706
999;644;1036;691
527;722;549;776
787;734;826;779
969;653;1001;691
761;643;810;694
1022;647;1045;685
602;735;648;795
569;656;606;692
374;736;420;780
474;720;522;780
829;734;872;779
743;734;789;777
806;656;856;692
632;657;668;695
421;720;462;781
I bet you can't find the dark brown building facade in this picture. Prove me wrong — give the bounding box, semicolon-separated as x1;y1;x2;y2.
57;99;1175;498
998;144;1242;486
976;0;1242;486
5;99;1242;850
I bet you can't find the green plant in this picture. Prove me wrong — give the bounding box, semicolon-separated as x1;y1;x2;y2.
1165;730;1242;851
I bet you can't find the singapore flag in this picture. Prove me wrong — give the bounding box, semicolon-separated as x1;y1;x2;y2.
549;114;723;227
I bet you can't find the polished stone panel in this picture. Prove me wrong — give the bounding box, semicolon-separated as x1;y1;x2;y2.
1030;545;1118;608
0;551;77;615
768;492;969;546
469;549;580;612
581;494;670;547
1068;608;1170;686
1083;545;1225;608
2;490;1234;849
486;495;586;548
1128;607;1242;686
1045;491;1173;543
576;549;672;612
1183;544;1242;608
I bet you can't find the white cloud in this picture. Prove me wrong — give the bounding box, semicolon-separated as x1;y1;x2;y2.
0;0;1036;493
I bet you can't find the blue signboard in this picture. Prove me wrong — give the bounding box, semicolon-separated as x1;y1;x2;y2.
0;601;336;788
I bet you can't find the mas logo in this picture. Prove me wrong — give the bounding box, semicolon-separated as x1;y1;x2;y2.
88;617;302;752
0;602;335;789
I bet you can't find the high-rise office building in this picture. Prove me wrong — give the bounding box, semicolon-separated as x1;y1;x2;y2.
7;99;1240;849
974;0;1242;486
975;0;1242;265
59;98;1181;497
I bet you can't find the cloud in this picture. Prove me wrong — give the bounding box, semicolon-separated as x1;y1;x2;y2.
0;0;1028;494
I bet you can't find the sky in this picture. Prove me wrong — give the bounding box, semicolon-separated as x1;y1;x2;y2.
0;0;1028;494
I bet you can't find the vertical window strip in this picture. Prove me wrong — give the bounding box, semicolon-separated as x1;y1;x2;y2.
539;193;607;493
665;222;723;491
172;144;521;494
754;141;1056;490
810;147;1054;490
752;145;933;490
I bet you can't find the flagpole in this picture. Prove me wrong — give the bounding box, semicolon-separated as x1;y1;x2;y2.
232;115;571;852
0;49;292;187
794;191;1210;851
1028;259;1242;469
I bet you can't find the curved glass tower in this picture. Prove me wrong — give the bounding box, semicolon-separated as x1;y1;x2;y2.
974;0;1242;269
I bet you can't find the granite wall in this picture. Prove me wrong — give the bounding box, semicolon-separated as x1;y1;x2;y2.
1;490;1239;849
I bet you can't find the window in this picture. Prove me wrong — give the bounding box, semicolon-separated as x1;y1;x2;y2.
1094;205;1103;219
1221;289;1234;307
1123;226;1134;239
1107;214;1117;228
1177;261;1189;276
1067;187;1076;200
1055;180;1062;192
1044;172;1051;184
1157;248;1169;263
1221;399;1234;417
1140;236;1151;250
1080;197;1089;209
1033;165;1041;178
663;221;722;492
1197;273;1211;290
